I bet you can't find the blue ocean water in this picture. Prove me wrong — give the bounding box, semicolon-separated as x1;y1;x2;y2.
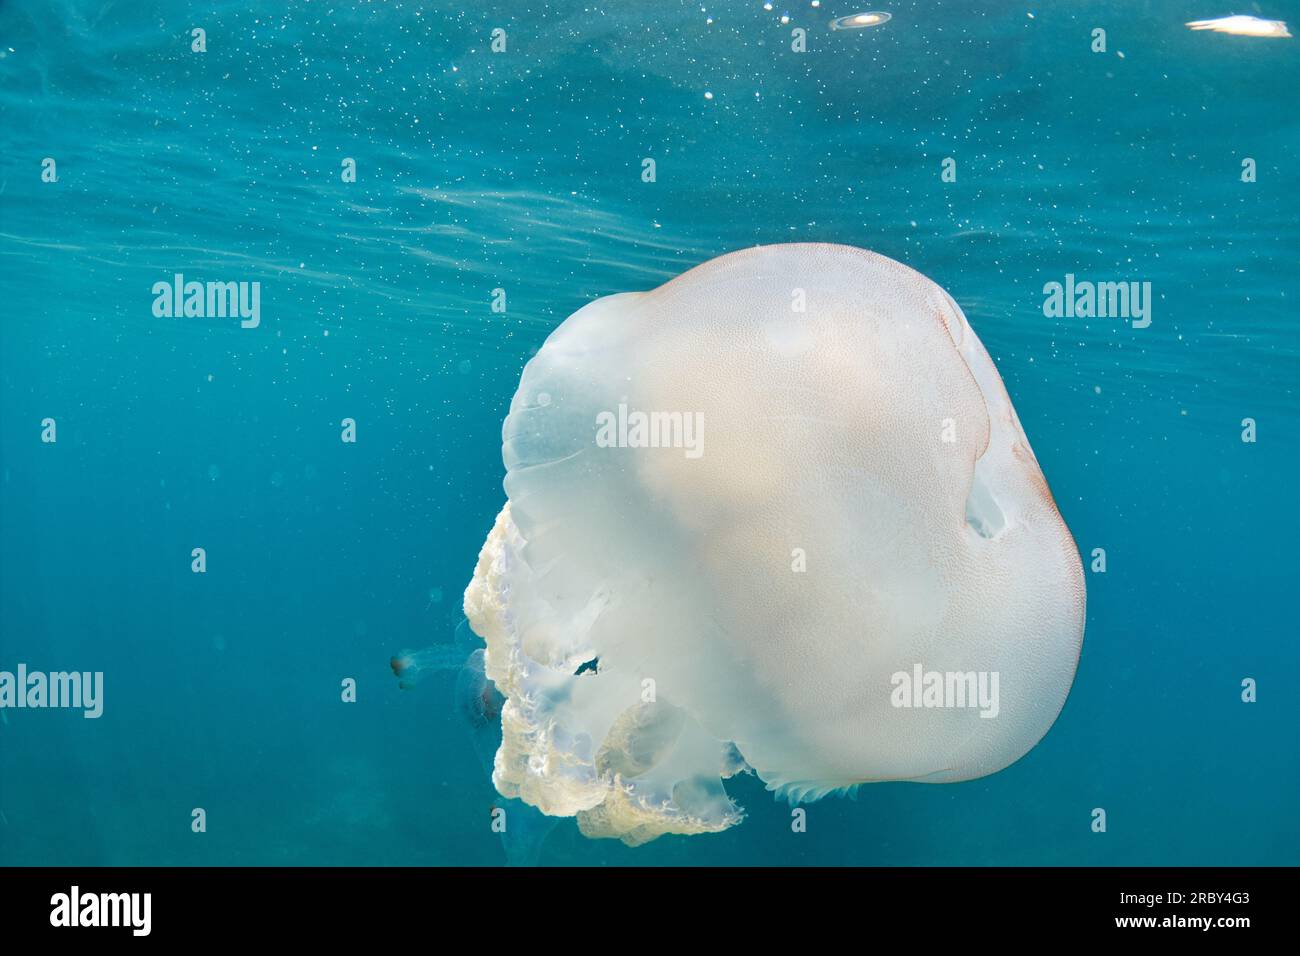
1;0;1296;866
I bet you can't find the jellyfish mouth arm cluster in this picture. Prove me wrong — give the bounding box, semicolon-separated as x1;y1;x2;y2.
465;505;747;845
463;243;1086;846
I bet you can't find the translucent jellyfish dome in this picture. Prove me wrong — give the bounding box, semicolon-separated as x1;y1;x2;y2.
464;243;1085;846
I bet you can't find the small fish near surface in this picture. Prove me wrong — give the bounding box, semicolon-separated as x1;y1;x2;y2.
1185;15;1291;38
829;11;891;31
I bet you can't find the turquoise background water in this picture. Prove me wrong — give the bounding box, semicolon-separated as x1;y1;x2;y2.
1;0;1296;866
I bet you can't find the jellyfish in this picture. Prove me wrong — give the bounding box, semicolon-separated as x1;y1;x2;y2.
423;586;444;612
389;642;467;690
464;243;1085;846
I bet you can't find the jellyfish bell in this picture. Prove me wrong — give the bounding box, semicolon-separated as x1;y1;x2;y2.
389;653;423;691
464;243;1085;845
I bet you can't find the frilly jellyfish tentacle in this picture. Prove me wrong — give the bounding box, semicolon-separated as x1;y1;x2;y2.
465;243;1085;846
